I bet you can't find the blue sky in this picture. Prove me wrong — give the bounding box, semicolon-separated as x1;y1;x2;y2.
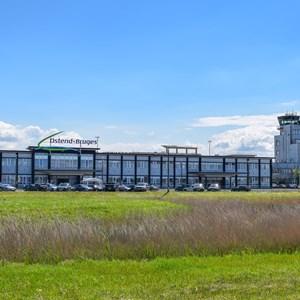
0;0;300;154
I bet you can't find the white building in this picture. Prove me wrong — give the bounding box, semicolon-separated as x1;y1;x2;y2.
274;113;300;183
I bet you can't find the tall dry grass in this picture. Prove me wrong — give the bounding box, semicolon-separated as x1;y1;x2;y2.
1;199;300;262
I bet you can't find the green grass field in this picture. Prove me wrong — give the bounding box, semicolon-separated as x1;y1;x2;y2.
1;253;300;299
0;191;181;219
1;191;300;299
0;190;299;219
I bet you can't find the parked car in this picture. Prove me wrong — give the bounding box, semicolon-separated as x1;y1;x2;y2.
149;185;160;191
87;184;104;191
40;183;58;191
73;184;93;192
116;184;131;192
279;184;287;188
207;183;221;191
288;183;298;189
191;183;205;192
24;184;46;191
0;183;16;192
231;185;251;192
104;183;117;192
175;184;189;192
57;183;73;191
134;183;149;192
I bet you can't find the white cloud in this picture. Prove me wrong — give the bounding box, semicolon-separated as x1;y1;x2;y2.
280;100;300;107
192;114;279;156
0;121;82;150
192;114;277;128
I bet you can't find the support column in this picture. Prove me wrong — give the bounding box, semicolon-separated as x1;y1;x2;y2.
173;156;176;188
106;154;109;183
269;159;273;189
222;158;226;189
235;158;238;187
247;159;250;186
199;156;202;183
48;152;52;183
120;155;124;183
258;159;261;189
31;150;35;184
15;152;19;187
148;156;151;185
93;152;96;178
186;156;189;185
134;155;137;185
160;156;163;188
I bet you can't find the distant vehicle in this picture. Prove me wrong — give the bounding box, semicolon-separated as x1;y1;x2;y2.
88;184;104;191
272;183;279;189
57;183;73;191
24;184;46;191
279;184;287;188
149;185;160;191
175;184;189;192
82;178;104;191
288;183;298;189
191;183;205;192
104;183;117;192
0;183;16;192
40;183;57;191
73;184;93;192
117;184;131;192
126;184;136;191
207;183;221;192
231;185;251;192
134;183;149;192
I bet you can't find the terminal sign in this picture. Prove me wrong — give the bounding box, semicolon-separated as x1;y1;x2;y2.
50;137;98;147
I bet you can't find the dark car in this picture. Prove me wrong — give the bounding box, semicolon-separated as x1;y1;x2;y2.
175;184;189;192
73;184;93;192
0;183;16;192
24;184;46;191
40;183;57;191
231;185;251;192
104;183;117;192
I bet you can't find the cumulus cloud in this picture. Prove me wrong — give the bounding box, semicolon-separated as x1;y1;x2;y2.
192;114;279;156
192;114;277;128
0;121;82;150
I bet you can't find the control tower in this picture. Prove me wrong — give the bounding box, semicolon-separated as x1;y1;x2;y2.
274;113;300;183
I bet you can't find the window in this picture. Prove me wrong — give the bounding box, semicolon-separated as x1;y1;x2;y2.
51;154;78;169
1;175;16;185
34;175;48;184
2;158;16;173
18;159;32;174
18;175;31;186
123;161;134;169
81;155;93;169
201;162;223;172
35;154;48;170
188;162;198;171
109;160;121;169
137;161;147;169
150;161;160;168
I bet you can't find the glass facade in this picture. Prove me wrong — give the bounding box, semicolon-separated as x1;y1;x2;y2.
0;150;272;188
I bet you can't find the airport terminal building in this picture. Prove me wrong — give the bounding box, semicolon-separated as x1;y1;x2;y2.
0;143;273;189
